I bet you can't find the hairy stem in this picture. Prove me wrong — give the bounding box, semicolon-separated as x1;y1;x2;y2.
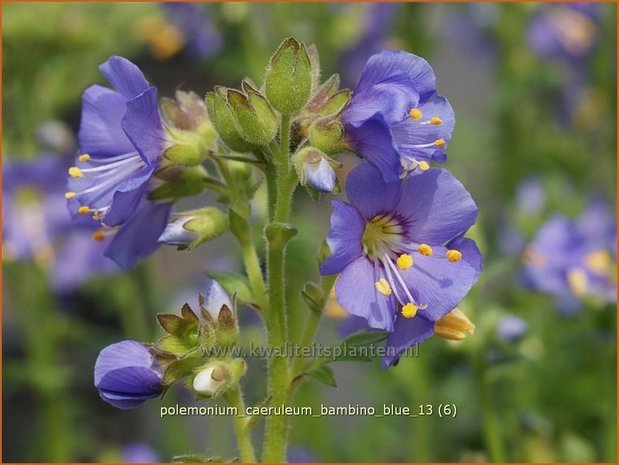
262;113;296;462
225;385;257;462
474;353;506;462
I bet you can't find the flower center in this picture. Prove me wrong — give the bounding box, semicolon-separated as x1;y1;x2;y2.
361;214;406;260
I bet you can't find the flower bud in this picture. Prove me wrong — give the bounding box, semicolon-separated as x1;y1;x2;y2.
150;165;209;201
205;88;253;152
309;119;345;154
164;130;208;166
434;308;475;341
227;84;278;145
161;90;215;143
192;364;232;397
94;341;163;409
158;207;228;250
200;279;234;320
265;37;312;114
293;146;337;193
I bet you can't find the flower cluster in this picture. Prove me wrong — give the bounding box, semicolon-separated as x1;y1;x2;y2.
321;51;481;367
66;56;219;269
523;200;616;313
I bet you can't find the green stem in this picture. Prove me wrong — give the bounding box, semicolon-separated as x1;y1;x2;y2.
473;353;506;462
262;113;296;462
225;385;257;462
263;231;290;462
290;310;321;380
236;221;268;312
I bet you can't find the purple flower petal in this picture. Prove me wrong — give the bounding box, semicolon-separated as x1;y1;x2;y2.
105;201;171;269
94;341;154;384
320;200;365;275
122;87;165;167
345;116;402;183
99;56;150;100
391;93;454;163
357;50;437;97
383;315;434;368
78;85;136;157
102;166;154;227
98;389;159;410
397;168;478;245
343;74;419;125
97;366;162;394
345;162;401;218
335;257;395;331
401;238;482;321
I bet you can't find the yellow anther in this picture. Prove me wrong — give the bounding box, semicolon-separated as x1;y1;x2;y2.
64;192;76;199
396;253;414;270
567;268;589;296
409;108;423;120
418;161;430;171
375;278;392;296
431;117;443;125
401;302;418;318
69;167;83;178
584;249;612;276
435;308;475;341
418;243;433;256
434;138;446;147
79;153;91;162
92;231;106;241
78;206;91;215
446;249;462;262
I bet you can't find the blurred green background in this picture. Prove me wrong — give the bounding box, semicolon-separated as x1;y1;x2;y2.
2;2;616;462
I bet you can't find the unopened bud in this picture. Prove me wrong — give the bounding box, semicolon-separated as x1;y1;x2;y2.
265;37;312;114
161;90;215;142
205;88;253;152
227;85;277;145
192;364;231;397
434;308;475;341
293;147;337;193
309;119;345;154
158;208;228;250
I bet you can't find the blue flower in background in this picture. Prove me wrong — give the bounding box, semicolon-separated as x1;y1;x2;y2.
3;155;119;291
67;56;172;269
121;442;161;463
94;340;164;409
161;2;222;59
339;3;401;86
497;315;528;342
342;51;455;182
523;200;616;313
320;162;481;366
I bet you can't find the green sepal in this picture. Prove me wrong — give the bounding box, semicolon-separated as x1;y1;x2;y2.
309;119;345;154
227;86;278;145
183;207;229;250
149;165;210;201
318;90;352;118
205;88;253;152
305;74;340;114
162;356;204;386
156;335;197;357
265;37;312;114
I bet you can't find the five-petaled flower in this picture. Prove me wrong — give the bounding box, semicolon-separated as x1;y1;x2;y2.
66;56;172;269
523;200;616;313
320;162;481;366
342;50;455;182
94;340;164;409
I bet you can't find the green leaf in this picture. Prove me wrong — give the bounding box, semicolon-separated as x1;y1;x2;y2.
206;271;253;303
306;364;337;387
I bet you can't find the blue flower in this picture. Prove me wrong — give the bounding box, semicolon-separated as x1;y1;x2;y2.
342;51;455;182
67;56;173;268
121;443;160;463
523;200;616;312
304;157;337;193
320;162;481;366
3;154;119;291
161;2;222;59
94;340;163;409
497;315;528;342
